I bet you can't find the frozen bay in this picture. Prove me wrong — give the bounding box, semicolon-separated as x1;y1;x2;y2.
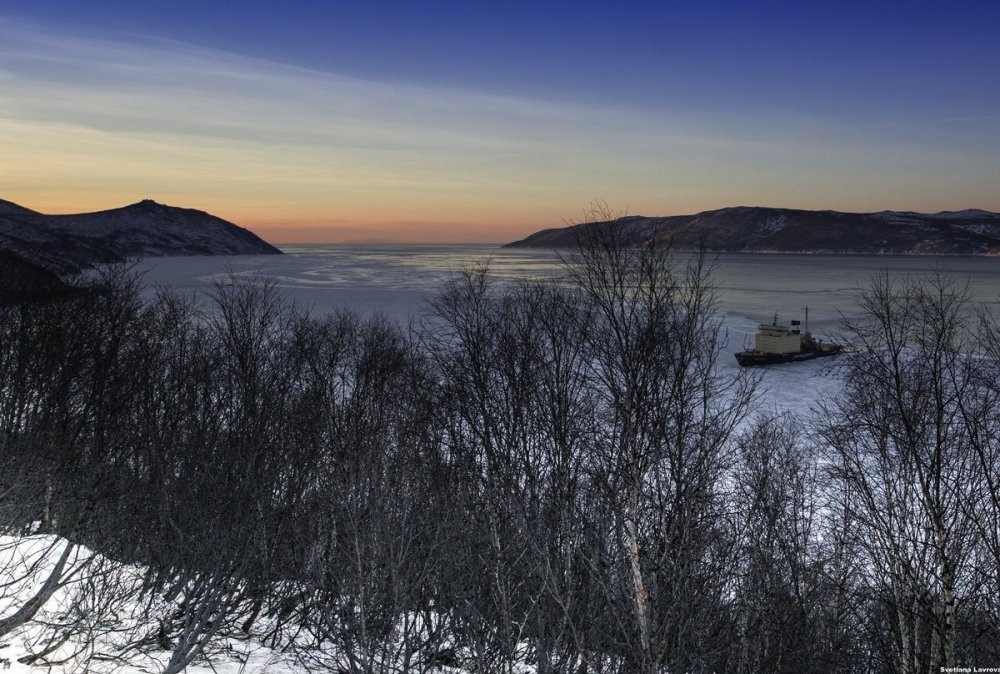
133;245;1000;416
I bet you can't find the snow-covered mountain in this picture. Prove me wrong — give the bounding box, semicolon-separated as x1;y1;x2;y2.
0;198;282;276
505;206;1000;255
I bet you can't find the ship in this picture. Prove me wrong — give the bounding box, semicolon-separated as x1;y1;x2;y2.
735;309;843;367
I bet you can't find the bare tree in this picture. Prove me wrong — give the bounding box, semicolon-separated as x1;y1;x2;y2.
729;414;849;673
562;211;756;672
819;272;981;673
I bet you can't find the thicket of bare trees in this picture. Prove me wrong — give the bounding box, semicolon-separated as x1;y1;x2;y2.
2;231;1000;673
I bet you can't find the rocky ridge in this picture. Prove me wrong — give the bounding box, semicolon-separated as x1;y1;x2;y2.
505;206;1000;256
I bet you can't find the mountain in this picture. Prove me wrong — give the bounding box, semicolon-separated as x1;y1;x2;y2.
0;198;282;276
504;206;1000;256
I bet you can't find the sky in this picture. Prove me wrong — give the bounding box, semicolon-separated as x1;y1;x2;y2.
1;1;999;243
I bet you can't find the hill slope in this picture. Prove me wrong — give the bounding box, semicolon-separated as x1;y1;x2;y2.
505;206;1000;255
0;250;73;305
0;198;282;275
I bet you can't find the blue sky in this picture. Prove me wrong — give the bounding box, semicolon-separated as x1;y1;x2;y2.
1;1;998;242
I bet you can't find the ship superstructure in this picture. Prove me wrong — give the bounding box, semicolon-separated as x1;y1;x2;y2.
735;309;842;366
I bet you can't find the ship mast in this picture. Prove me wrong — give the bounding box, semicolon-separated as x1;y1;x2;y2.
804;306;809;335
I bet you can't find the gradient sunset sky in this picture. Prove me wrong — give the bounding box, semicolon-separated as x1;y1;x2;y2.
2;1;998;243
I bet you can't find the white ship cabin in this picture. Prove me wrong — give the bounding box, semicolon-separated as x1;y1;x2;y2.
754;317;802;354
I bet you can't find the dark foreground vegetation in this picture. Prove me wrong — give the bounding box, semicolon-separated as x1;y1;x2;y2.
2;226;1000;673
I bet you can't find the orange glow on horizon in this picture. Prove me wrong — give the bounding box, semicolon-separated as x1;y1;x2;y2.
241;220;543;245
3;191;554;244
12;189;1000;245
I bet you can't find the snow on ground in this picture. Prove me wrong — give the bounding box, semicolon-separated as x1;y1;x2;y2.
0;534;533;674
0;534;302;674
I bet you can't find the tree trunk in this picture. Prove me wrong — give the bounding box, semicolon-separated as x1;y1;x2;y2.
0;541;74;637
625;481;652;672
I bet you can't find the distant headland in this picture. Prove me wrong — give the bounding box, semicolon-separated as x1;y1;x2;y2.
0;197;280;302
504;206;1000;256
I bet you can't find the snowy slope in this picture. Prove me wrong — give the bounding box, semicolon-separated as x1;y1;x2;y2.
0;535;312;674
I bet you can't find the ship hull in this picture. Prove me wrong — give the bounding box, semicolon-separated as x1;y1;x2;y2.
735;344;843;367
